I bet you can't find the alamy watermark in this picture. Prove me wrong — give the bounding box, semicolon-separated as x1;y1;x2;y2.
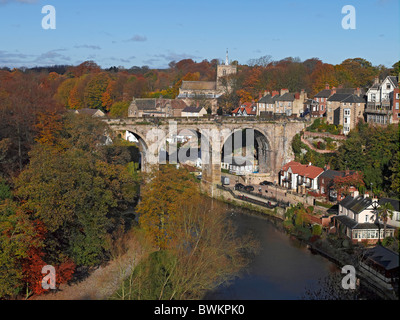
41;5;56;30
341;265;356;289
41;265;56;290
342;5;356;30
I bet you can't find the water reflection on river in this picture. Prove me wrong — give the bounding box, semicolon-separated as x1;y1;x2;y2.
205;210;339;300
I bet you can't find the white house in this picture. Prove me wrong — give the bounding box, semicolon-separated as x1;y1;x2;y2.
279;161;324;193
334;191;396;244
365;76;399;125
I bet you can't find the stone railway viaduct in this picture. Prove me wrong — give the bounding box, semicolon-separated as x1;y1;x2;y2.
103;117;308;194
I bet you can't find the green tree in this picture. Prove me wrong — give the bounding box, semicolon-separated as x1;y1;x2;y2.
109;101;130;118
376;202;395;242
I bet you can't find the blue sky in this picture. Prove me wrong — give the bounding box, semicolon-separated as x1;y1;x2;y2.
0;0;398;69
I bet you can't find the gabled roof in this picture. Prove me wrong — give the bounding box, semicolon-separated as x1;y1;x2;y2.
327;93;352;102
75;108;104;116
181;81;217;90
182;106;204;113
171;99;187;109
281;161;324;179
363;245;399;271
339;195;372;214
320;169;357;179
314;89;332;98
341;95;366;103
134;99;157;110
276;92;296;101
232;104;257;115
378;198;400;211
258;94;275;104
387;76;399;89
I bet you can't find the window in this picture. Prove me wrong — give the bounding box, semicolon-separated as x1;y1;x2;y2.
396;93;399;99
344;109;351;116
396;212;400;221
365;215;369;222
387;84;391;90
321;105;324;111
396;102;399;110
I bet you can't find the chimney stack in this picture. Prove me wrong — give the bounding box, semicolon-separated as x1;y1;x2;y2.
325;83;330;90
331;87;336;95
280;88;289;95
272;90;279;97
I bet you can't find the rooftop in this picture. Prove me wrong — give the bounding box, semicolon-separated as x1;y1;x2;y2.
180;81;217;91
340;195;372;214
363;245;399;271
281;161;324;179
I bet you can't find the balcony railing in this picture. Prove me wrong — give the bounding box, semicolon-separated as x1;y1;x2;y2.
365;103;392;114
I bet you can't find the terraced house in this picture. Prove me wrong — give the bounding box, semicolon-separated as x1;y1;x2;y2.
257;89;307;117
326;88;366;135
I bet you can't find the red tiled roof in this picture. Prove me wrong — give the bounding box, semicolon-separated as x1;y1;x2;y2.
232;104;257;115
281;161;324;179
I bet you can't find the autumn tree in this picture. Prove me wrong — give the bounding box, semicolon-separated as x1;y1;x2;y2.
15;114;139;266
333;172;365;198
84;72;110;110
116;165;258;300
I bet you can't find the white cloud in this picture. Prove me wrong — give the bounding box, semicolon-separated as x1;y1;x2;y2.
127;34;147;42
74;44;102;50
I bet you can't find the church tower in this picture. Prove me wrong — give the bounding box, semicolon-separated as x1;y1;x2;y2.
216;49;237;91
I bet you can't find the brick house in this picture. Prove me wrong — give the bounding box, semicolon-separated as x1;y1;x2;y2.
312;84;331;117
318;167;360;202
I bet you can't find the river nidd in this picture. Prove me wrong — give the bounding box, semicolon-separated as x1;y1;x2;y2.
205;208;341;300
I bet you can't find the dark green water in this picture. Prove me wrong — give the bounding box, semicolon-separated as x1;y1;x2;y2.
204;210;340;300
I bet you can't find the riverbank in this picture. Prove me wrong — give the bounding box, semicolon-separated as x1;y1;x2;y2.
210;192;398;300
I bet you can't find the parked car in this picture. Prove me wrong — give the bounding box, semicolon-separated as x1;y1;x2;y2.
244;185;254;192
234;183;245;190
260;180;273;186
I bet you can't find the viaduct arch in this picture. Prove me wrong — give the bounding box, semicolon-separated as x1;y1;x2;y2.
105;118;307;195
